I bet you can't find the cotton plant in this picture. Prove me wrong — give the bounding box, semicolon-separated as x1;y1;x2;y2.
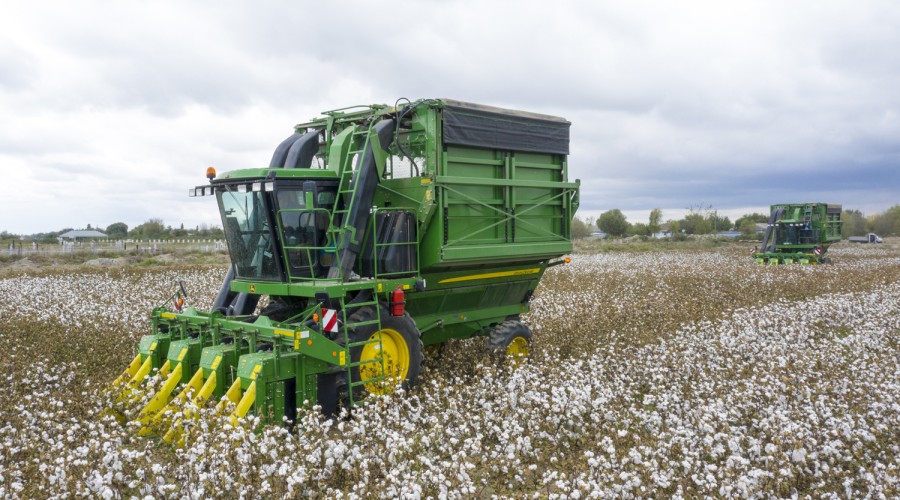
0;248;898;497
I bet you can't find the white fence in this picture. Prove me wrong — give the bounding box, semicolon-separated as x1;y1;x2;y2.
4;239;227;256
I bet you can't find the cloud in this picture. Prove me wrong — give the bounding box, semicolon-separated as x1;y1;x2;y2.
0;41;38;92
0;0;898;234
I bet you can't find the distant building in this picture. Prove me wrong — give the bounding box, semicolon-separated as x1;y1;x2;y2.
58;230;108;243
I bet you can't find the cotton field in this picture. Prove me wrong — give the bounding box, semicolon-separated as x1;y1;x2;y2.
0;245;898;498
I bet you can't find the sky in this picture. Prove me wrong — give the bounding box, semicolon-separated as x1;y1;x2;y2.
1;1;898;234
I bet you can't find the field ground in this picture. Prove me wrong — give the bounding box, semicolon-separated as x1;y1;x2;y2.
0;242;897;497
0;248;229;275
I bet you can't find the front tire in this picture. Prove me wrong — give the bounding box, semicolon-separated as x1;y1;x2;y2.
338;306;424;407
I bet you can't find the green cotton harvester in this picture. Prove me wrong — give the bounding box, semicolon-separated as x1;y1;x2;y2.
753;203;842;264
110;99;579;442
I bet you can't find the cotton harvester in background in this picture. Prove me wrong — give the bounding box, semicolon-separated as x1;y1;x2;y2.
110;99;579;442
753;203;842;264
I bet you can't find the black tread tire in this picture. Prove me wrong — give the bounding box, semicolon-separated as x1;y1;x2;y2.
335;305;424;410
487;320;533;361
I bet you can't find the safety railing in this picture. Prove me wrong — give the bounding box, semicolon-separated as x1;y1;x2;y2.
365;208;418;280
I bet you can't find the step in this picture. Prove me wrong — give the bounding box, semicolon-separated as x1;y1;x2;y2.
344;301;379;310
349;376;386;388
345;319;381;328
349;358;383;368
344;298;379;306
348;338;383;348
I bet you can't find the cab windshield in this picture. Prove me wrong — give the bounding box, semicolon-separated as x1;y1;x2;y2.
218;188;280;280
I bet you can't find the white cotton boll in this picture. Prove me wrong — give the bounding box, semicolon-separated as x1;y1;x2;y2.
3;247;899;497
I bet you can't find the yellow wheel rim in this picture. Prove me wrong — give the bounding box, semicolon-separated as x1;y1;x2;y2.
359;328;409;395
506;336;529;365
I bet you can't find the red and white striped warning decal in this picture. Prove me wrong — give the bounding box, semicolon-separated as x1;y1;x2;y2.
322;308;338;333
814;247;822;255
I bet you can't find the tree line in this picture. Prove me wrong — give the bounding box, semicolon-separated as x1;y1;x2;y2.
1;219;225;244
572;205;900;240
840;207;900;238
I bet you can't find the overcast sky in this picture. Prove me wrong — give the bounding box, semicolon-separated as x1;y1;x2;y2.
2;1;898;234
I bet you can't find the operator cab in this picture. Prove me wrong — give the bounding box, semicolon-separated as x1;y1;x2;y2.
209;179;338;281
191;103;434;286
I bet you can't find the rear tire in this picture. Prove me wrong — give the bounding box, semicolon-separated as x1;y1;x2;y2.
487;320;532;365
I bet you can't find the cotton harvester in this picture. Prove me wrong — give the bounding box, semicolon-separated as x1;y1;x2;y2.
753;203;842;264
110;99;578;441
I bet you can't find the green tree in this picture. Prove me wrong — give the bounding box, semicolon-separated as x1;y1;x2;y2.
648;208;663;235
738;219;760;235
130;218;167;239
195;223;226;239
666;220;686;241
681;212;711;234
628;222;649;237
735;213;767;235
105;222;129;239
571;216;593;239
597;209;630;237
708;214;731;232
870;205;900;236
888;205;900;235
841;210;866;238
735;212;768;227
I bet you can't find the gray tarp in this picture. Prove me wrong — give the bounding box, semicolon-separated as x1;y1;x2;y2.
442;104;570;155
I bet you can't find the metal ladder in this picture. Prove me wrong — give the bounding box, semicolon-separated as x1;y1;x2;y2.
327;123;377;277
338;291;387;407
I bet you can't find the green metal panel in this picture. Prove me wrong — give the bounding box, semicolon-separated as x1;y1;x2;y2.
138;333;171;371
423;145;575;270
166;338;204;384
198;344;246;400
218;168;339;181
